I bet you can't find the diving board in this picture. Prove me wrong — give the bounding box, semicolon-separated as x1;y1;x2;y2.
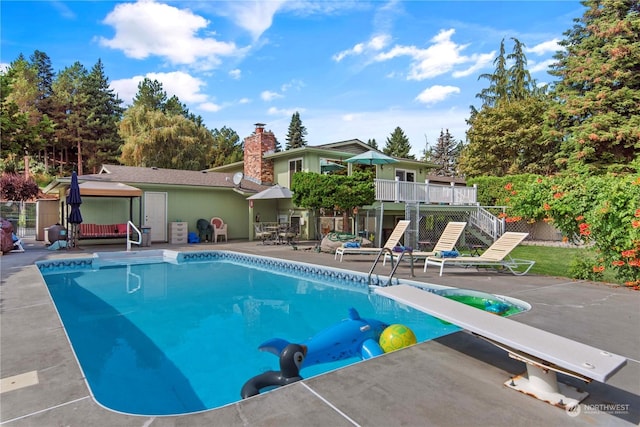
376;284;627;408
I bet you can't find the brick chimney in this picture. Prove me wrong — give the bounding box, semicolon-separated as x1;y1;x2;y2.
244;123;276;184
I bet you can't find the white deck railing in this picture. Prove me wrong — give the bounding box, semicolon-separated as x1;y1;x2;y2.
374;178;477;205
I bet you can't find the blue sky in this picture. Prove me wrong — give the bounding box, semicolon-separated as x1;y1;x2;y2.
1;1;583;157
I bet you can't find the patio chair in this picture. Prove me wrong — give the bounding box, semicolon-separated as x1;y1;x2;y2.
197;218;213;242
254;224;272;244
278;225;298;245
424;232;534;276
210;217;228;242
383;221;467;265
335;220;411;262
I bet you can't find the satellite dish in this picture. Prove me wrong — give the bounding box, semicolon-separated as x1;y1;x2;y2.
232;172;244;186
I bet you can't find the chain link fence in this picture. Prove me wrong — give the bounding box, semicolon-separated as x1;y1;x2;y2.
1;202;37;237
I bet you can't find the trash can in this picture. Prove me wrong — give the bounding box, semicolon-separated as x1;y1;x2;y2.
141;226;152;247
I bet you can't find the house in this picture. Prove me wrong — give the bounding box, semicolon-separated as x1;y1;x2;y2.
41;123;474;246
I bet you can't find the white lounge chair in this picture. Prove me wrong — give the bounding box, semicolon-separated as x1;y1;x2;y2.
335;220;411;262
383;221;467;266
424;232;534;276
10;234;25;253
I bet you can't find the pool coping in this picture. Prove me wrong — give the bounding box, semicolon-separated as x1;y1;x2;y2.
1;238;638;426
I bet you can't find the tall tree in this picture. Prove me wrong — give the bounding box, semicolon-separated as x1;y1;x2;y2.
119;103;215;170
366;138;378;150
476;39;509;107
546;0;640;173
0;57;37;158
82;59;124;173
463;38;556;177
427;129;463;176
208;126;243;167
383;127;414;159
51;62;90;174
29;51;57;170
132;78;168;111
285;111;307;149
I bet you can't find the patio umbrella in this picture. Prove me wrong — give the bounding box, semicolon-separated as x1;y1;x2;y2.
320;160;346;173
247;185;293;200
345;150;398;166
247;185;293;222
66;171;83;248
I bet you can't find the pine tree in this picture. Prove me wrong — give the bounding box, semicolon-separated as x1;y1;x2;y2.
366;138;378;150
546;0;640;173
383;127;414;159
82;59;124;173
428;129;462;176
285;111;307;150
462;38;556;177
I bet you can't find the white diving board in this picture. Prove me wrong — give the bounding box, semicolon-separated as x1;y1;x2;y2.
376;285;627;408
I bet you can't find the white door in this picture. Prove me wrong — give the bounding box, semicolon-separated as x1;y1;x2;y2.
144;192;167;242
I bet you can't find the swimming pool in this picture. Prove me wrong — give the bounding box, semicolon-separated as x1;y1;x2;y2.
37;250;530;416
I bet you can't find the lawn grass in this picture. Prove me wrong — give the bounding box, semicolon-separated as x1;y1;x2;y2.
510;245;588;278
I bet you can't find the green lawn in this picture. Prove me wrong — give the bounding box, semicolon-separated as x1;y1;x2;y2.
510;245;586;278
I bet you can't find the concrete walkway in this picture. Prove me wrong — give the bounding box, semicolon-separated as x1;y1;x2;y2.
1;237;638;426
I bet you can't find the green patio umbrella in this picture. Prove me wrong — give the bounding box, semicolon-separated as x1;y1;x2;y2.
345;150;398;165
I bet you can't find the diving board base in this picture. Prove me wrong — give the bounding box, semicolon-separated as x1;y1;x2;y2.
506;364;588;409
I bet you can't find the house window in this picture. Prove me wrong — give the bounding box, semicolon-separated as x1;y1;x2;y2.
395;169;415;182
289;158;303;187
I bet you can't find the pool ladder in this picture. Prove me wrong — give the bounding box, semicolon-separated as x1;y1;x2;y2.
367;248;415;287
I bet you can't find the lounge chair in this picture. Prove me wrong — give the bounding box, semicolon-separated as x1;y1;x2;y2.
210;217;228;242
11;234;25;253
424;232;534;276
383;221;467;266
335;220;411;262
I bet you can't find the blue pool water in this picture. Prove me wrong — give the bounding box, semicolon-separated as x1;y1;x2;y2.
37;251;528;416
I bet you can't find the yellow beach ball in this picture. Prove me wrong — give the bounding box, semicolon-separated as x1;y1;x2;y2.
379;324;417;353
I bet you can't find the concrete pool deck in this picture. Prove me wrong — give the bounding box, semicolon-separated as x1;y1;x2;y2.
1;237;639;426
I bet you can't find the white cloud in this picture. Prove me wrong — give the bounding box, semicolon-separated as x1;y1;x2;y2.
238;97;251;104
199;102;222;112
333;34;391;62
281;79;305;92
415;85;460;105
229;69;241;79
99;1;239;68
374;28;493;81
224;0;288;40
529;58;555;74
267;106;304;116
526;38;562;56
452;52;495;78
261;90;283;101
110;71;208;105
0;62;9;73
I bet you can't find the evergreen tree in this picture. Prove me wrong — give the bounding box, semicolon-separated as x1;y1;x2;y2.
29;50;57;170
476;39;509;107
366;138;378;150
383;127;414;159
545;0;640;173
428;129;462;176
208;126;243;167
0;56;39;158
285;111;307;149
51;62;90;174
463;38;556;177
132;78;167;111
82;59;124;173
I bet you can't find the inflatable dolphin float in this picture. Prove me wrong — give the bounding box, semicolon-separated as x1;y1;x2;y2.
241;343;307;399
259;308;388;368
